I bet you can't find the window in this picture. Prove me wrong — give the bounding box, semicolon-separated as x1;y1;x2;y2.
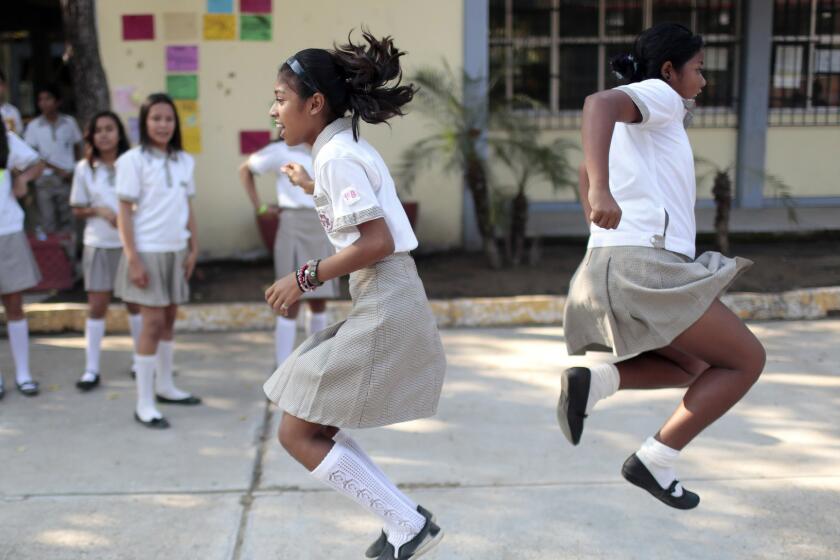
489;0;742;129
770;0;840;125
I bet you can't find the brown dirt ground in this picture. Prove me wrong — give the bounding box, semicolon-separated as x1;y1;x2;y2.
45;233;840;304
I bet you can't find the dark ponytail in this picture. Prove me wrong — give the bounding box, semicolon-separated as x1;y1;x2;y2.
0;118;8;170
279;29;416;140
611;23;704;84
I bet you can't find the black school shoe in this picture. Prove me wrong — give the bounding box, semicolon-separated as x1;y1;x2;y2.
621;453;700;510
557;367;591;445
366;506;437;558
134;412;171;429
76;373;101;392
156;394;202;405
376;507;443;560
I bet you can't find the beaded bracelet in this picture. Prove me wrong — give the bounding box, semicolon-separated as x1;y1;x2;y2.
305;259;323;288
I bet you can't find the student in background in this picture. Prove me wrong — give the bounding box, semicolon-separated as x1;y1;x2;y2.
23;85;82;233
0;70;23;135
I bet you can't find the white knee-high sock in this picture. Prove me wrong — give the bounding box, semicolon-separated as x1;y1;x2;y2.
311;440;425;554
333;431;417;512
128;313;142;369
636;436;684;497
8;319;32;385
307;311;328;337
586;362;620;413
84;318;106;376
155;340;190;400
134;354;161;421
274;316;297;366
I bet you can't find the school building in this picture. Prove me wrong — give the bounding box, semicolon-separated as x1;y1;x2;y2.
2;0;839;258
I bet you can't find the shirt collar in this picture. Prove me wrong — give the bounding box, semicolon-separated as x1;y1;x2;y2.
311;117;352;161
142;146;179;162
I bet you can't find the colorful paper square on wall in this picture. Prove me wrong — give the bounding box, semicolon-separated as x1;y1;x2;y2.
167;75;199;100
182;127;202;154
240;15;271;41
174;100;200;128
239;130;271;154
207;0;234;13
122;15;155;41
166;46;199;72
240;0;272;13
163;12;198;41
203;14;237;40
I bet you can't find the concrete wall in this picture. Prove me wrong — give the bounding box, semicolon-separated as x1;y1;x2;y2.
96;0;465;258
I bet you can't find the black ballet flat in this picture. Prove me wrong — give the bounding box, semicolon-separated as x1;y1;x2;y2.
16;380;39;397
557;367;590;445
621;453;700;510
76;373;101;392
366;506;437;558
156;394;202;405
376;505;443;559
134;412;170;429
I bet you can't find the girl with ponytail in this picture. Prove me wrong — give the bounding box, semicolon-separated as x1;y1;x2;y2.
262;30;446;559
558;23;764;511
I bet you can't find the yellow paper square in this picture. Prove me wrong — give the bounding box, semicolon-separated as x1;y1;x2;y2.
203;14;236;40
174;100;200;128
163;12;198;41
182;127;202;154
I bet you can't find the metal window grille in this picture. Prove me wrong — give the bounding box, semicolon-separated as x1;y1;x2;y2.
489;0;742;129
769;0;840;125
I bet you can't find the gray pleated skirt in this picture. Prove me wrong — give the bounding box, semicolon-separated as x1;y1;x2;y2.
115;249;190;307
82;246;122;292
564;246;752;357
263;252;447;428
274;208;338;300
0;231;41;294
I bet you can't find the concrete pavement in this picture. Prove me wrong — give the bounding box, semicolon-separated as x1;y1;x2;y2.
1;321;839;559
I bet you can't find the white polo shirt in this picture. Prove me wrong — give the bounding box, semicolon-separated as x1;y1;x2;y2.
1;103;23;135
116;146;195;253
0;132;40;236
69;159;123;249
588;78;697;259
247;141;315;209
23;114;82;176
311;118;417;253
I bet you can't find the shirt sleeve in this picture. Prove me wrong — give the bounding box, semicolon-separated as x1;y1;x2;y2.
22;122;38;151
184;153;196;197
247;144;284;176
615;79;683;129
321;158;384;233
69;117;83;144
115;152;142;203
69;161;90;207
7;132;40;171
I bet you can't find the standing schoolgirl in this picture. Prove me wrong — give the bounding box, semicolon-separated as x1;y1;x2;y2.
115;93;201;429
70;111;143;391
262;31;446;559
238;136;338;367
0;119;44;398
558;23;765;509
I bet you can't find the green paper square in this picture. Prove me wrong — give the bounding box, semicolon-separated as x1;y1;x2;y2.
166;74;199;99
240;14;271;41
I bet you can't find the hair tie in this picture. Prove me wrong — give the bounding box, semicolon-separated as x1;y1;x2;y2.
627;54;639;74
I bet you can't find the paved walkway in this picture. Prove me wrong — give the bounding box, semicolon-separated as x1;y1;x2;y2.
1;321;838;559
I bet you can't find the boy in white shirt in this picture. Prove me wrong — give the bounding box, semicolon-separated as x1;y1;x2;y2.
23;85;83;233
0;70;23;135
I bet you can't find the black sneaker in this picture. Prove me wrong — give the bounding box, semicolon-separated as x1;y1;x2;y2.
366;506;436;558
376;507;443;559
557;367;590;445
621;453;700;510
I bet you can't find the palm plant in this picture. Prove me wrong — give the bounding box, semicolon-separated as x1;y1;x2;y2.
397;63;576;268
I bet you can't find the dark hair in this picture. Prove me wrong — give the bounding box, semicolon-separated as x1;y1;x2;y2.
36;84;62;101
85;110;130;166
611;23;704;84
0;117;8;169
138;93;183;152
278;29;416;140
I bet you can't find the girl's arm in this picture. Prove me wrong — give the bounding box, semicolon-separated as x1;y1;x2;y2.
578;163;591;226
117;199;148;288
72;206;118;227
238;161;277;215
265;218;394;313
11;161;45;198
580;89;642;229
183;199;199;280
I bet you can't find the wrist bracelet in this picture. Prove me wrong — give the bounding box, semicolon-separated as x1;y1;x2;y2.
257;203;268;215
305;259;323;287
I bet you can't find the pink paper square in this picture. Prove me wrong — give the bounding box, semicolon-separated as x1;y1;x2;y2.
122;14;155;41
240;0;272;14
239;130;272;154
